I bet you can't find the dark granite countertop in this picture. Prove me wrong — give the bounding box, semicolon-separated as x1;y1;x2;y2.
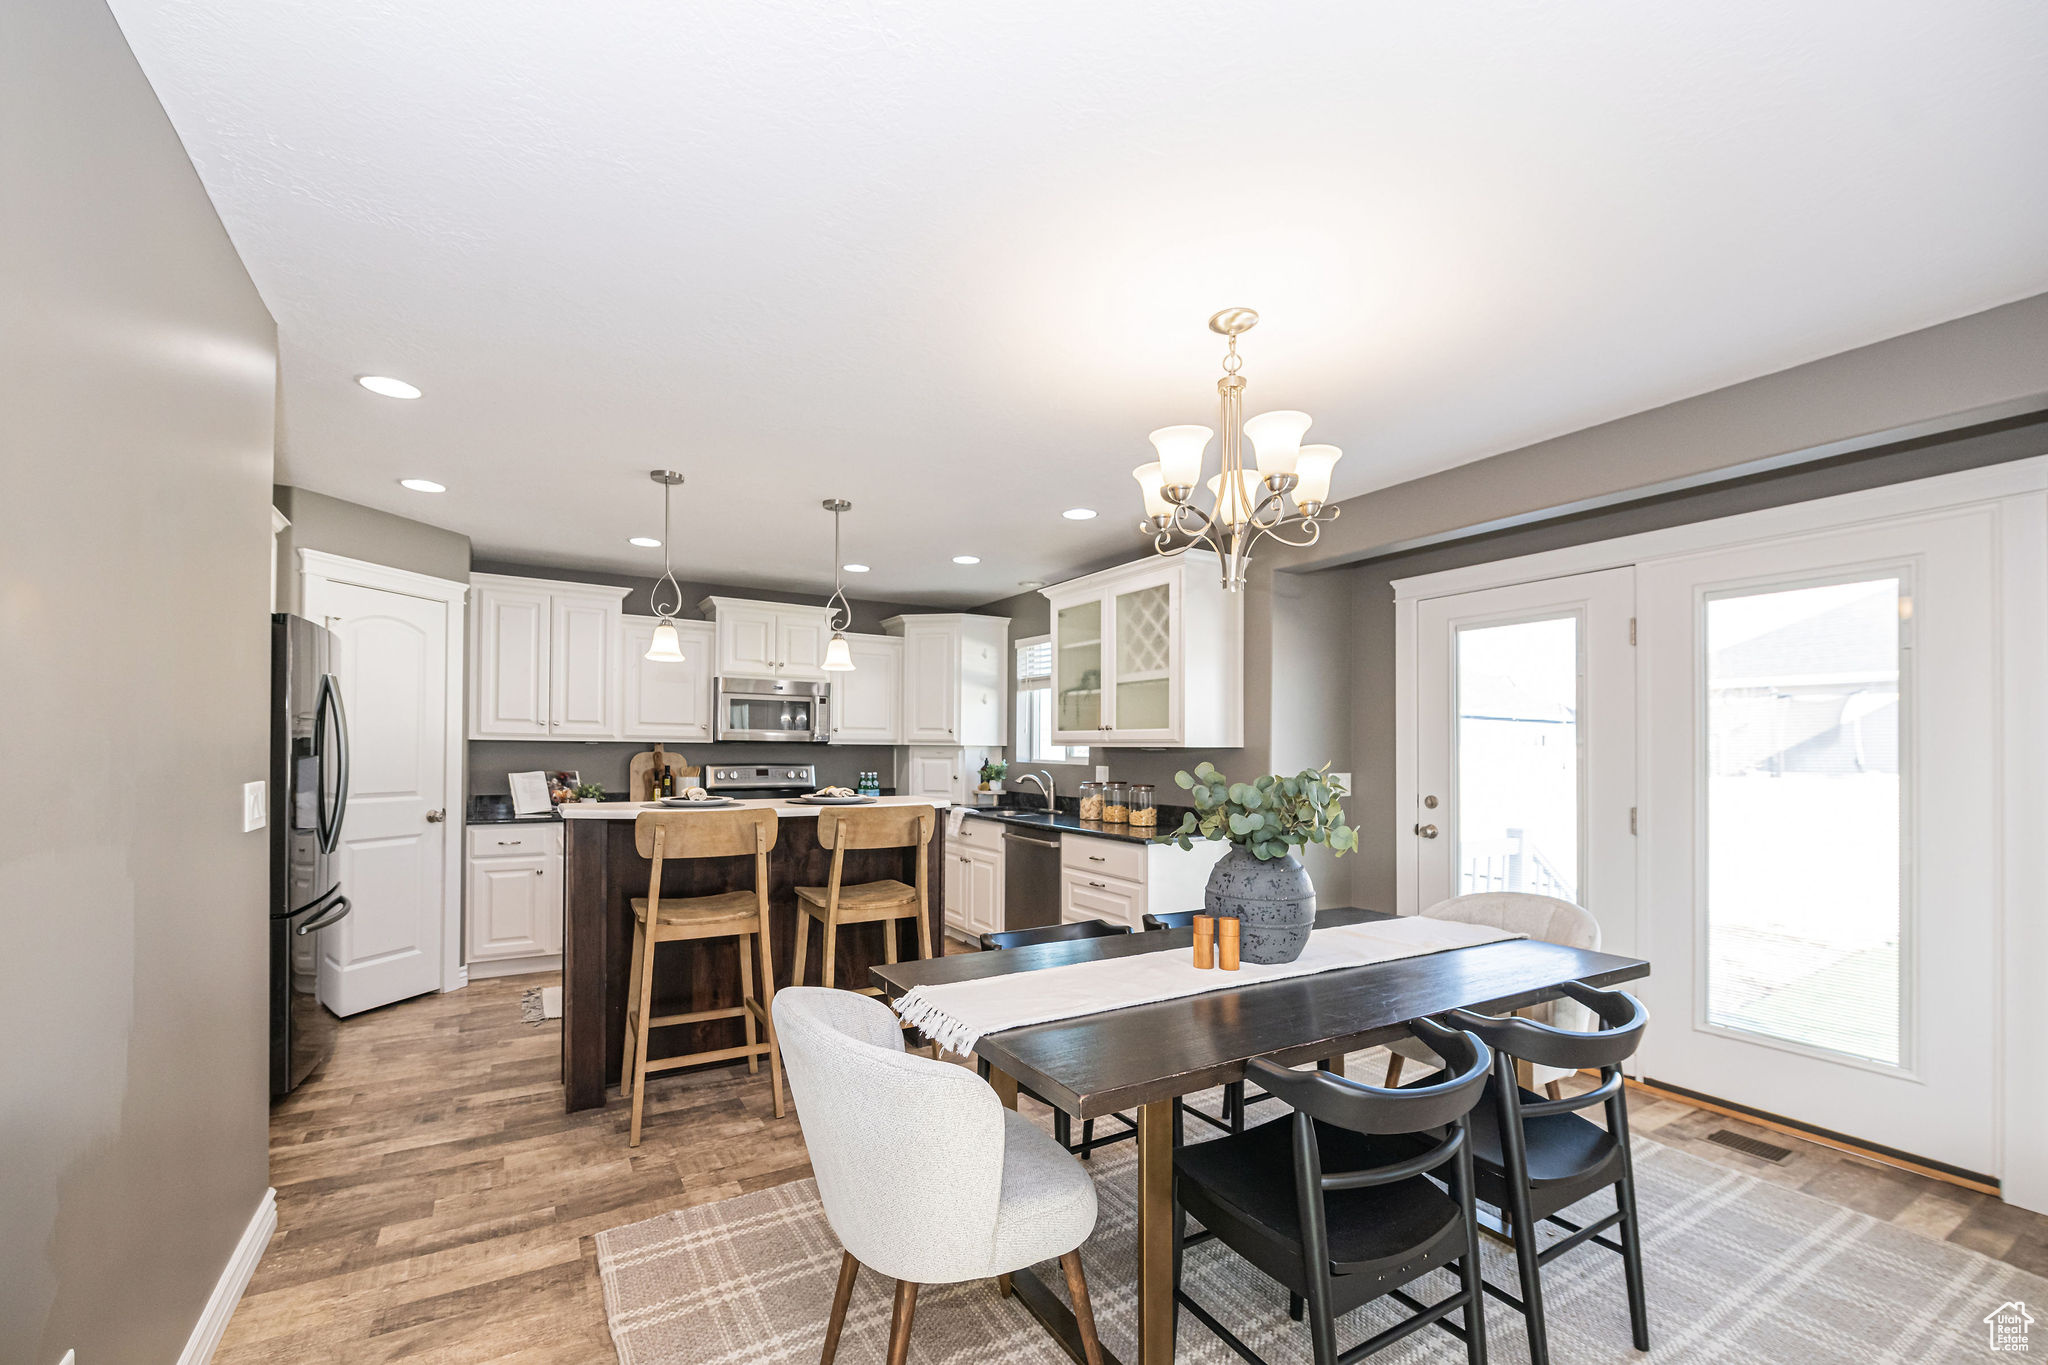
466;795;564;825
961;802;1185;846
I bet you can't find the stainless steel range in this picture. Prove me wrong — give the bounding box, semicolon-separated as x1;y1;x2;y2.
702;763;817;799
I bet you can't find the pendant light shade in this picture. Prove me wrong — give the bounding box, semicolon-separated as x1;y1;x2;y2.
644;618;685;662
822;634;855;671
821;498;858;671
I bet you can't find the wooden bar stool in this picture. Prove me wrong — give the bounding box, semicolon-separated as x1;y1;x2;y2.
621;807;784;1146
792;804;935;995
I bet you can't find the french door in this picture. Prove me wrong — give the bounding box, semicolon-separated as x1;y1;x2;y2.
1637;509;1997;1175
1410;569;1638;956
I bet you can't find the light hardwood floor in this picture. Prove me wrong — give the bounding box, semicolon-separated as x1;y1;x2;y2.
217;970;2048;1363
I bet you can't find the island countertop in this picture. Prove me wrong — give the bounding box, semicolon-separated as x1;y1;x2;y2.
559;795;952;820
558;795;949;1111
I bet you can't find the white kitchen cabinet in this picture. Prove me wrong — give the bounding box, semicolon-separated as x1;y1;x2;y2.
471;581;553;738
469;574;629;740
906;747;966;802
884;613;1008;746
621;616;715;742
830;633;902;744
945;817;1005;942
700;597;833;681
466;823;563;971
1042;554;1242;748
964;845;1003;937
550;592;622;736
1058;831;1228;930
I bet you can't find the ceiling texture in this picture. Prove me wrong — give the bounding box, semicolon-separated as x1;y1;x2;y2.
111;0;2048;604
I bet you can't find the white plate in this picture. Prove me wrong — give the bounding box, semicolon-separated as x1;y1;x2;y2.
787;794;876;805
656;796;738;808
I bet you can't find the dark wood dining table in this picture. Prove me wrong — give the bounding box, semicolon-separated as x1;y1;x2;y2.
870;907;1651;1365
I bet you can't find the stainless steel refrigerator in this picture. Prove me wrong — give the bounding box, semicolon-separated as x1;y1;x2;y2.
270;613;353;1096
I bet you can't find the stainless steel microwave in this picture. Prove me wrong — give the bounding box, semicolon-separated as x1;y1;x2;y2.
713;676;831;743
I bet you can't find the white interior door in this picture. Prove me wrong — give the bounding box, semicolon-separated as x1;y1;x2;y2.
1411;569;1638;954
308;578;450;1016
1638;509;1997;1174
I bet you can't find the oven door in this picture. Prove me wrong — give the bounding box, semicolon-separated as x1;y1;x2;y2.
713;677;830;742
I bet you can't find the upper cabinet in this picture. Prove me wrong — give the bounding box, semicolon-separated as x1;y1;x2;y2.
700;597;832;681
885;614;1009;746
830;633;902;744
1043;555;1242;748
620;616;715;742
470;574;629;739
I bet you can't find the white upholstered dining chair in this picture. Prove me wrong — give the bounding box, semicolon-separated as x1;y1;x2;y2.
1384;892;1601;1097
772;987;1106;1365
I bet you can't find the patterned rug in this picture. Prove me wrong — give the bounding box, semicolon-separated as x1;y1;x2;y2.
595;1118;2043;1364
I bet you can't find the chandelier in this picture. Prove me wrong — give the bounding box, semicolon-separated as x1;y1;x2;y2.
1132;308;1343;591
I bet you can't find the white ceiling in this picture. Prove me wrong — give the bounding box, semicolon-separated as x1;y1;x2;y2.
112;1;2048;604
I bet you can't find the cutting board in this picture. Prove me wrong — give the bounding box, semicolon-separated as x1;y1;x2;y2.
628;747;699;802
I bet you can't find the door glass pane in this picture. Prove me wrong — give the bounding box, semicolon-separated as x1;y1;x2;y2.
1115;582;1172;731
1056;600;1102;732
1705;578;1902;1065
1456;616;1578;902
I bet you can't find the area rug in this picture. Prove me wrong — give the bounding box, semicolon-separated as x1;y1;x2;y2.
595;1121;2044;1364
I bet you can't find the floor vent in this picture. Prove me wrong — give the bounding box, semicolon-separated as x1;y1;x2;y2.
1707;1129;1794;1163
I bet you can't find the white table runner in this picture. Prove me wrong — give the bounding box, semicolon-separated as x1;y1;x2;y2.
892;917;1525;1055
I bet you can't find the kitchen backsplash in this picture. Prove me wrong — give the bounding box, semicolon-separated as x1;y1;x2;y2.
468;740;903;795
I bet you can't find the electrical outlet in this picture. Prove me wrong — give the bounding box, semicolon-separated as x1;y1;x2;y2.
1094;764;1110;782
1328;772;1353;795
243;780;267;833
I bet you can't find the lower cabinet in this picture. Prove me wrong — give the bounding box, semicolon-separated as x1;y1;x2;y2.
466;824;564;973
944;816;1004;942
1059;832;1227;930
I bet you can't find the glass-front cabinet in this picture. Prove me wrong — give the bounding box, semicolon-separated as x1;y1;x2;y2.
1044;554;1242;748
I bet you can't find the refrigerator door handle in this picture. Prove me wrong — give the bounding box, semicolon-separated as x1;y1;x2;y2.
296;894;352;936
285;883;344;922
315;672;352;854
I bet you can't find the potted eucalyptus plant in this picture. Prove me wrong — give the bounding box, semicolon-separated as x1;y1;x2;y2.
1161;762;1356;964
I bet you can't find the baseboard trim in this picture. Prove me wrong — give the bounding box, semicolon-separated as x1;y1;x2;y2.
177;1187;276;1365
467;953;562;979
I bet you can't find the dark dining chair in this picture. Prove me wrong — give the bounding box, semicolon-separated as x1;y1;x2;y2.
1439;983;1651;1365
1139;910;1275;1135
1172;1019;1494;1365
975;919;1138;1158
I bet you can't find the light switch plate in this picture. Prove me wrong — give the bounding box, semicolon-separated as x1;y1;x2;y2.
1329;772;1353;796
1094;764;1110;782
243;780;267;833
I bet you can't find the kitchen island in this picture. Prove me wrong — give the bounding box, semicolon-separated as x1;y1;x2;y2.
557;797;949;1111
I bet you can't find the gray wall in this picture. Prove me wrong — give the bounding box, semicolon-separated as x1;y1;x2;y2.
274;484;472;611
467;560;940;797
2;2;278;1361
1337;412;2048;912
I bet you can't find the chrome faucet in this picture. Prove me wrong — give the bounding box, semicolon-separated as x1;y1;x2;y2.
1013;770;1056;813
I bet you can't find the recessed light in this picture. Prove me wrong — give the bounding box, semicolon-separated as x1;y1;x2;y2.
358;375;422;400
1018;579;1047;590
629;537;661;548
952;555;981;565
398;478;445;493
842;563;870;573
1062;507;1098;521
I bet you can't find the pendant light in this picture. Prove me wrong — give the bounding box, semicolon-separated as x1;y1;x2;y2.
821;498;856;671
644;470;687;662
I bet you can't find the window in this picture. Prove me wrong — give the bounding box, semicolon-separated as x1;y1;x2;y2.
1016;637;1089;763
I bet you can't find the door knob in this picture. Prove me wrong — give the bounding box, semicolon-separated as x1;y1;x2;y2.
1414;823;1438;839
426;809;446;823
1422;795;1439;809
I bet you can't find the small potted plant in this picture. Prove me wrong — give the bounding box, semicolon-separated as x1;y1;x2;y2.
1162;762;1356;964
570;781;606;804
978;757;1008;794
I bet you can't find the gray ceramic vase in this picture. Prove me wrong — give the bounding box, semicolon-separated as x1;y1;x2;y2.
1204;843;1316;964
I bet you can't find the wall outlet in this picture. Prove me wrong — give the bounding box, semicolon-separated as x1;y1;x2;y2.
1094;764;1110;782
243;780;267;832
1328;772;1353;796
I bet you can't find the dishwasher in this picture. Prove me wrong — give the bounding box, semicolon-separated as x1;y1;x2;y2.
1001;826;1064;931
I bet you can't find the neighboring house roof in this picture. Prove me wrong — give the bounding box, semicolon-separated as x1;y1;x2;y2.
1711;586;1897;682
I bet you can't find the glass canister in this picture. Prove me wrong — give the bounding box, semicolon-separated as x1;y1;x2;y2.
1102;780;1130;824
1077;781;1106;822
1126;783;1156;828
